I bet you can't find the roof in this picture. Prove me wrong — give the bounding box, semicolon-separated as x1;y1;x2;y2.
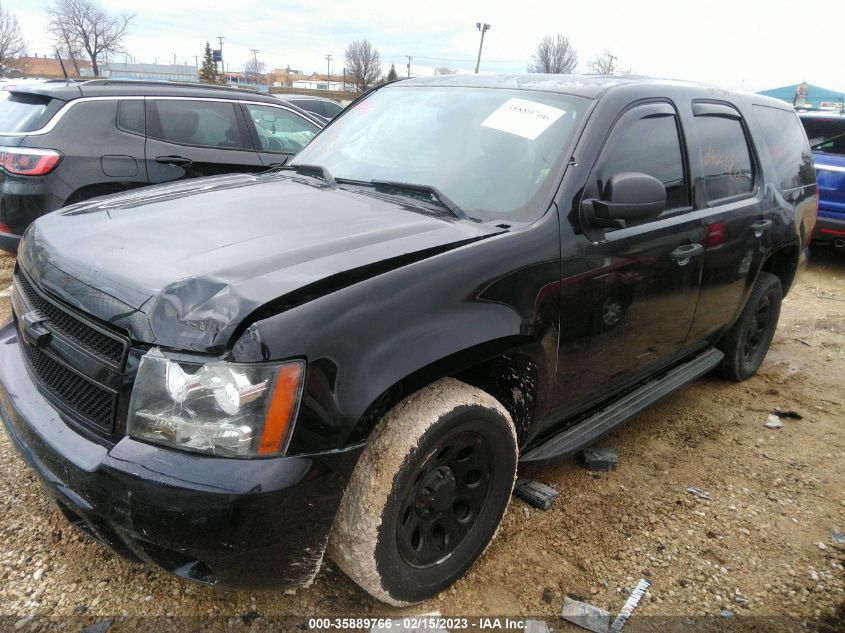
758;83;845;109
102;62;197;75
797;110;845;119
397;73;719;99
277;94;340;104
3;79;281;103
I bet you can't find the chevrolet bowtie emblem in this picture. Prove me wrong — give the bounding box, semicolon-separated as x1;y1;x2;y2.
21;310;52;349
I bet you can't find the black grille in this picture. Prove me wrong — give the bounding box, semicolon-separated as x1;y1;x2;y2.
15;272;126;365
21;343;115;431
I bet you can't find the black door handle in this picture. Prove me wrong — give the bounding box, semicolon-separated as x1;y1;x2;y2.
750;219;773;237
671;243;704;266
155;155;192;166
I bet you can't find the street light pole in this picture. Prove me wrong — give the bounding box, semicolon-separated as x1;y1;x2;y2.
474;22;490;74
325;54;332;90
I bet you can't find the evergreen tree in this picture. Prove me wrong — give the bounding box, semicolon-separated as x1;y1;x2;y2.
199;41;217;83
386;63;398;82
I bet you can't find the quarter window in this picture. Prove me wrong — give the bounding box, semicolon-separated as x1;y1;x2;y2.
116;100;144;135
244;104;320;153
149;100;248;149
596;109;688;210
755;106;814;192
693;110;754;201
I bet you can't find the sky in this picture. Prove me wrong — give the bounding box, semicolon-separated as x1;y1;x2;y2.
5;0;844;93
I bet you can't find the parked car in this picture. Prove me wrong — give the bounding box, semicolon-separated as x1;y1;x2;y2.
798;111;845;248
274;94;344;121
0;79;324;253
1;75;816;605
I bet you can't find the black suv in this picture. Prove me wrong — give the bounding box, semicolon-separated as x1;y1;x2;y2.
0;79;324;253
1;75;817;605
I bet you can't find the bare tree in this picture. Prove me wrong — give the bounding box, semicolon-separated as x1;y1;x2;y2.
47;0;134;76
528;34;577;74
52;21;83;74
0;3;25;74
587;49;631;75
243;57;265;84
344;39;381;92
434;66;458;76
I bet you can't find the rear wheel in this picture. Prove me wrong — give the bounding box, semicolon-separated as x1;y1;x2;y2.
717;271;782;381
328;378;517;605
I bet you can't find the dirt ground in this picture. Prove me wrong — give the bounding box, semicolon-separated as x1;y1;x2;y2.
0;248;843;631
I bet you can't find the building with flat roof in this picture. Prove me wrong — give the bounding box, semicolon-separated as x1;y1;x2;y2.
757;82;845;111
84;62;198;82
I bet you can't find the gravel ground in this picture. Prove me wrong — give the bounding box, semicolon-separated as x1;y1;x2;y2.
0;248;843;631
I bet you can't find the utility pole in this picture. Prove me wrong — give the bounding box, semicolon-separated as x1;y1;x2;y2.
474;22;491;74
250;49;261;86
194;55;199;68
217;35;225;76
325;54;332;90
405;55;413;78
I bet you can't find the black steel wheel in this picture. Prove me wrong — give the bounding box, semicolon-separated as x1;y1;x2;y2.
717;271;782;382
328;378;517;605
396;430;493;568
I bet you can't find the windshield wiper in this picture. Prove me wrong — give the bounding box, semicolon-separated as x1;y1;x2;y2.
279;163;337;188
370;180;473;221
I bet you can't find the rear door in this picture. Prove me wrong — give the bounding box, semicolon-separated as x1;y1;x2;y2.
144;97;264;185
239;102;322;166
553;100;705;417
683;102;772;345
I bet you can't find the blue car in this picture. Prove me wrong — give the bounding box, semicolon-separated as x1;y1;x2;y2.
800;111;845;248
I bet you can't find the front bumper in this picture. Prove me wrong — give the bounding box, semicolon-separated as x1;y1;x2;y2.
0;321;362;590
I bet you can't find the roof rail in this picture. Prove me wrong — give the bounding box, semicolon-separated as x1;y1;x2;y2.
79;78;263;94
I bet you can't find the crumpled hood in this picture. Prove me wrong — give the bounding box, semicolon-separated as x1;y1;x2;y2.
18;172;500;353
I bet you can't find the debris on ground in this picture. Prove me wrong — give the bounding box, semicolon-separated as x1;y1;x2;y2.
513;479;558;510
774;408;803;420
581;447;619;472
609;578;651;633
832;529;845;545
81;620;113;633
720;610;734;619
764;414;783;429
685;486;711;501
560;596;610;633
524;620;550;633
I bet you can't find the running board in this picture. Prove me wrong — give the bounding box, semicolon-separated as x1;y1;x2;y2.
520;347;724;465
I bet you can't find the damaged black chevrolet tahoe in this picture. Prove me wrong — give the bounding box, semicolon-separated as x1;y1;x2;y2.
0;75;817;605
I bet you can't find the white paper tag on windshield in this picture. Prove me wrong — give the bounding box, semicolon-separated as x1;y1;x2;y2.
481;98;565;140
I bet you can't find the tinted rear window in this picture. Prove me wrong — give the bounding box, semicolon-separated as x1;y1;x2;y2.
755;106;814;192
0;92;53;132
800;115;845;156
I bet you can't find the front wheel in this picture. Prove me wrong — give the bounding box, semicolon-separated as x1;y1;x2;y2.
717;271;783;382
328;378;517;605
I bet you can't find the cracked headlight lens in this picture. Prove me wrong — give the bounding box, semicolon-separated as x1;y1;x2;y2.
127;348;304;457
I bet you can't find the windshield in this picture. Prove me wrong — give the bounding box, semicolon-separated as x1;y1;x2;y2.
801;116;845;155
292;86;590;222
0;91;53;133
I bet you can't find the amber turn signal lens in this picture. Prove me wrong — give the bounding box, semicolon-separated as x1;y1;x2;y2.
258;363;304;455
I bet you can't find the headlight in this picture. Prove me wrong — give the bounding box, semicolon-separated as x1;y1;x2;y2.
127;348;304;458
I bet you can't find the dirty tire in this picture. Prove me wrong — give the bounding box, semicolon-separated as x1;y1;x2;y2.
328;378;518;606
717;271;782;382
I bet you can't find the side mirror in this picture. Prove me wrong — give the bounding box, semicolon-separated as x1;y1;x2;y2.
582;172;667;230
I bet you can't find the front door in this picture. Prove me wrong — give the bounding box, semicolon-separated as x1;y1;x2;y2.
145;98;264;185
551;101;706;420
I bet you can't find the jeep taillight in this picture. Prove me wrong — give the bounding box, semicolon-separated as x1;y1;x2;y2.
2;147;62;176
